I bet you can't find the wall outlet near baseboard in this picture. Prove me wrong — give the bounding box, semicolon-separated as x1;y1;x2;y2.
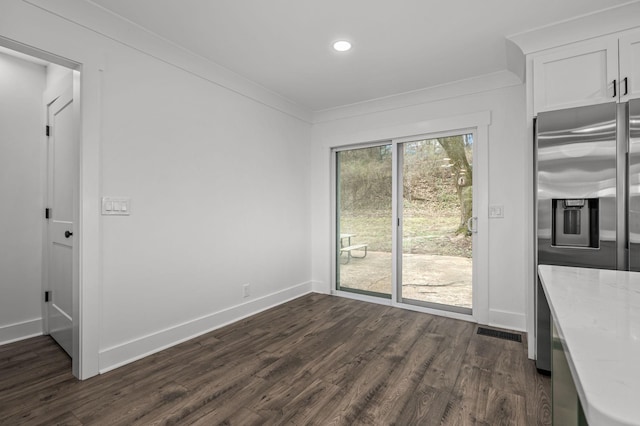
242;284;250;298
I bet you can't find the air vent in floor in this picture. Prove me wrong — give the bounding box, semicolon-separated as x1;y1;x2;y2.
477;327;522;342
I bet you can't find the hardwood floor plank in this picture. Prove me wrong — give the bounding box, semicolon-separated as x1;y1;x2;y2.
0;342;70;387
0;335;52;357
152;349;280;425
525;357;552;425
392;384;452;426
189;406;266;426
0;294;551;425
482;386;527;425
419;318;475;391
151;372;256;425
261;378;343;425
362;333;445;423
32;410;83;426
444;363;492;425
312;354;398;425
0;373;76;419
174;377;271;425
73;381;189;425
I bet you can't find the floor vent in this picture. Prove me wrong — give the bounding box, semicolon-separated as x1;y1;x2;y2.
477;327;522;342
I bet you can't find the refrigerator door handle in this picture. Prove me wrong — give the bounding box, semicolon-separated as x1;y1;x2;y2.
628;99;640;271
624;77;629;96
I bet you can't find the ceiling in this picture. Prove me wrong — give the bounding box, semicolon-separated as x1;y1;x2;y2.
90;0;633;112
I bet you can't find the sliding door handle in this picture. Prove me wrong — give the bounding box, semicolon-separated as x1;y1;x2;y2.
467;216;478;234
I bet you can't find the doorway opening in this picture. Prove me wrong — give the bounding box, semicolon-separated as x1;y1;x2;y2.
0;43;80;376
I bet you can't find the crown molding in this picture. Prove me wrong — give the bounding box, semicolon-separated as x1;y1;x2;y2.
23;0;313;123
508;1;640;55
313;70;521;124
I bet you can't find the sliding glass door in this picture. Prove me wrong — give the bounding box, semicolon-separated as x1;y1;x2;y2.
335;144;392;298
333;130;477;315
397;134;474;314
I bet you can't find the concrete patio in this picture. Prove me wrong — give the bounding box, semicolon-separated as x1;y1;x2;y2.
338;251;472;308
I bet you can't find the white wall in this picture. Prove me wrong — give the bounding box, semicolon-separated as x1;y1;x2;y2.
310;81;529;331
0;0;312;375
98;45;312;364
0;52;46;344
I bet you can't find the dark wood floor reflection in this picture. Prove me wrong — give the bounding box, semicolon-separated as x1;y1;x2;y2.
0;294;551;425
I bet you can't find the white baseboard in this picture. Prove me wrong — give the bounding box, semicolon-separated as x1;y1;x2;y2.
0;318;43;345
488;309;526;332
99;281;313;373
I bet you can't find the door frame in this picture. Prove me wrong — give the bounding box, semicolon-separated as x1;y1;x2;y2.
330;111;490;324
332;140;393;298
0;35;102;379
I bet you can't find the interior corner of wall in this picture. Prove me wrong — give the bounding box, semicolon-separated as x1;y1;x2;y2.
311;280;329;294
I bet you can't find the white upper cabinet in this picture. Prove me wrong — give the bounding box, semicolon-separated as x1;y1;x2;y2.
533;37;618;113
532;29;640;114
619;30;640;101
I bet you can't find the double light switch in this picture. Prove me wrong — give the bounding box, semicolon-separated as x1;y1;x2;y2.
102;197;131;215
489;204;504;218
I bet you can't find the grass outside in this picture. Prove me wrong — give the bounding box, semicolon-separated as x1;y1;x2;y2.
339;206;471;258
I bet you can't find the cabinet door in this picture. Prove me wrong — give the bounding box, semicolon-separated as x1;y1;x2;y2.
533;37;618;114
619;29;640;101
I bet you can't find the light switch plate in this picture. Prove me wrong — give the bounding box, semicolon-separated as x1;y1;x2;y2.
489;204;504;218
102;197;131;215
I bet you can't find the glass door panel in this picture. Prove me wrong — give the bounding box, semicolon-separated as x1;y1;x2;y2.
399;135;473;313
336;144;392;298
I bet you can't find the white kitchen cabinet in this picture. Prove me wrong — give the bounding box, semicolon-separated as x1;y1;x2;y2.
532;29;640;114
619;30;640;101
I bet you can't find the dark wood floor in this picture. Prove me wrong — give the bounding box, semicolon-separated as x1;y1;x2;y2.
0;294;550;425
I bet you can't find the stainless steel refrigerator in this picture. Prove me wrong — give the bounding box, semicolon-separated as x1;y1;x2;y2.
535;99;640;373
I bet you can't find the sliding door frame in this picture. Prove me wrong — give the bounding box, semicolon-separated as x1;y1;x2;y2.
394;129;477;315
329;111;489;324
331;140;393;300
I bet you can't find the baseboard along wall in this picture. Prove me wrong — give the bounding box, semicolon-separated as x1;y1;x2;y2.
0;318;43;346
99;281;313;373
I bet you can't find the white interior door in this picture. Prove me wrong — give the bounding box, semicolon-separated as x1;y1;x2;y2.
46;84;76;357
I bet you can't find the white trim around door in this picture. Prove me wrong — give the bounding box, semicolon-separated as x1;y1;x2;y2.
330;111;491;325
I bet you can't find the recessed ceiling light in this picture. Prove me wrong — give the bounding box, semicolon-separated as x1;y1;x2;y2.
333;40;352;52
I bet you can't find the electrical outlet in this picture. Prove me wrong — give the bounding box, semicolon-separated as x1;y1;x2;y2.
243;284;250;298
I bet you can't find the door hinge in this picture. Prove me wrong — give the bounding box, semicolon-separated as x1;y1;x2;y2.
45;208;50;219
44;291;51;302
46;125;50;137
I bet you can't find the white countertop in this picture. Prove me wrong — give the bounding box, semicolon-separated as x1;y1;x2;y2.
538;265;640;426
